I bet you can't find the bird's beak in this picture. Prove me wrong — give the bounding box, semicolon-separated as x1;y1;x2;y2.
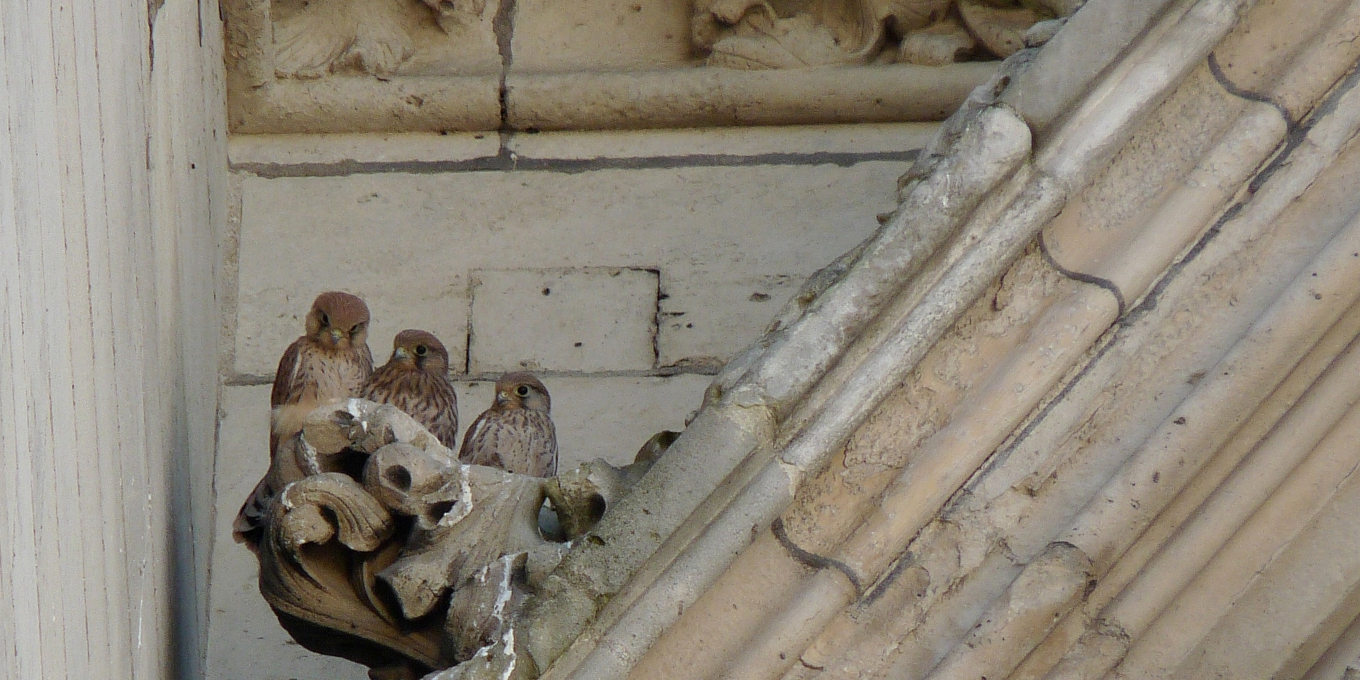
330;329;345;344
393;347;410;361
494;392;508;405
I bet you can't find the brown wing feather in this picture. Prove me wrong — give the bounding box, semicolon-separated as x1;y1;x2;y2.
458;411;504;469
458;408;557;477
362;366;459;449
272;336;307;407
420;374;459;448
359;344;374;377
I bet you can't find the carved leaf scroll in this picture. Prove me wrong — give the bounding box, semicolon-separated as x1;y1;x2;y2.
258;471;446;670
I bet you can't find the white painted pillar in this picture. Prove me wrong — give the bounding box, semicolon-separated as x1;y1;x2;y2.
0;0;225;678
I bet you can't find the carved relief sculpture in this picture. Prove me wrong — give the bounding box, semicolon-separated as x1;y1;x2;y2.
239;397;665;679
692;0;1082;69
224;0;1075;133
271;0;491;78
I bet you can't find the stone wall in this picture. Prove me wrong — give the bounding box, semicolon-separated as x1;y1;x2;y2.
207;122;934;679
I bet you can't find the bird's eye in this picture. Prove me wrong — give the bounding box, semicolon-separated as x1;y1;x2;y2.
350;322;364;334
319;312;330;326
515;385;530;397
415;345;428;356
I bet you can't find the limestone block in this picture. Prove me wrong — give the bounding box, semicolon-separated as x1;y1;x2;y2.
232;159;904;377
511;0;694;74
469;267;659;373
658;274;799;369
206;385;367;680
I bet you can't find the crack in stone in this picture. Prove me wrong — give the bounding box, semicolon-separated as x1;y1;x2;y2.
1037;231;1128;319
771;517;864;596
494;0;519;132
228;149;922;178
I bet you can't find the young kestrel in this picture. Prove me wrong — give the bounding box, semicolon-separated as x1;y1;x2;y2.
458;372;558;477
235;291;375;536
361;329;459;449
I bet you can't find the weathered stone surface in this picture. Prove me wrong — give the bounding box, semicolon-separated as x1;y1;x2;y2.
1001;0;1177;134
658;274;797;369
208;373;707;677
510;0;693;73
226;0;1008;134
227;382;674;679
231;160;905;378
228;75;505;134
229;123;936;168
504;64;996;130
469;268;659;373
234;0;501;80
536;375;709;468
504;122;937;160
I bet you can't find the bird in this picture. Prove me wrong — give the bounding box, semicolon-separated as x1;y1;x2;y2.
458;372;558;477
360;329;459;449
234;291;375;537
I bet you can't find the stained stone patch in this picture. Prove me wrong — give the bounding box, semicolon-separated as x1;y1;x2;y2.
469;267;659;373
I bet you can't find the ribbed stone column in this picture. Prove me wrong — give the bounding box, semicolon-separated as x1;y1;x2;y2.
0;0;224;678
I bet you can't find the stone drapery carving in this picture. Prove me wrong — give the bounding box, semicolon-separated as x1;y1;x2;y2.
691;0;1081;69
241;398;665;679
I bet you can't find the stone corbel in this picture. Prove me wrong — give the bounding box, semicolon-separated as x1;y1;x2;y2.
244;399;666;679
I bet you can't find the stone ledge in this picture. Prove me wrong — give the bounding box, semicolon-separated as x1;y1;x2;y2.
505;64;999;132
230;64;997;134
229;76;504;134
226;122;938;171
228;131;501;166
503;122;939;161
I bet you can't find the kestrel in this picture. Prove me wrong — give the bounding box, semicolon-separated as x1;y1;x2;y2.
458;372;558;477
361;329;459;449
235;291;375;536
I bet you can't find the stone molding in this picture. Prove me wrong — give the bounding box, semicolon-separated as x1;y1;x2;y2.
222;0;1071;133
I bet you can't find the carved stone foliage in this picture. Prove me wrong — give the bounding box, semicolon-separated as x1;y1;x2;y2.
241;399;665;679
692;0;1081;69
269;0;496;79
223;0;1076;133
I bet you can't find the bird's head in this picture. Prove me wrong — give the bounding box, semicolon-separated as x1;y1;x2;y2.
389;329;449;374
305;291;370;351
494;372;551;413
